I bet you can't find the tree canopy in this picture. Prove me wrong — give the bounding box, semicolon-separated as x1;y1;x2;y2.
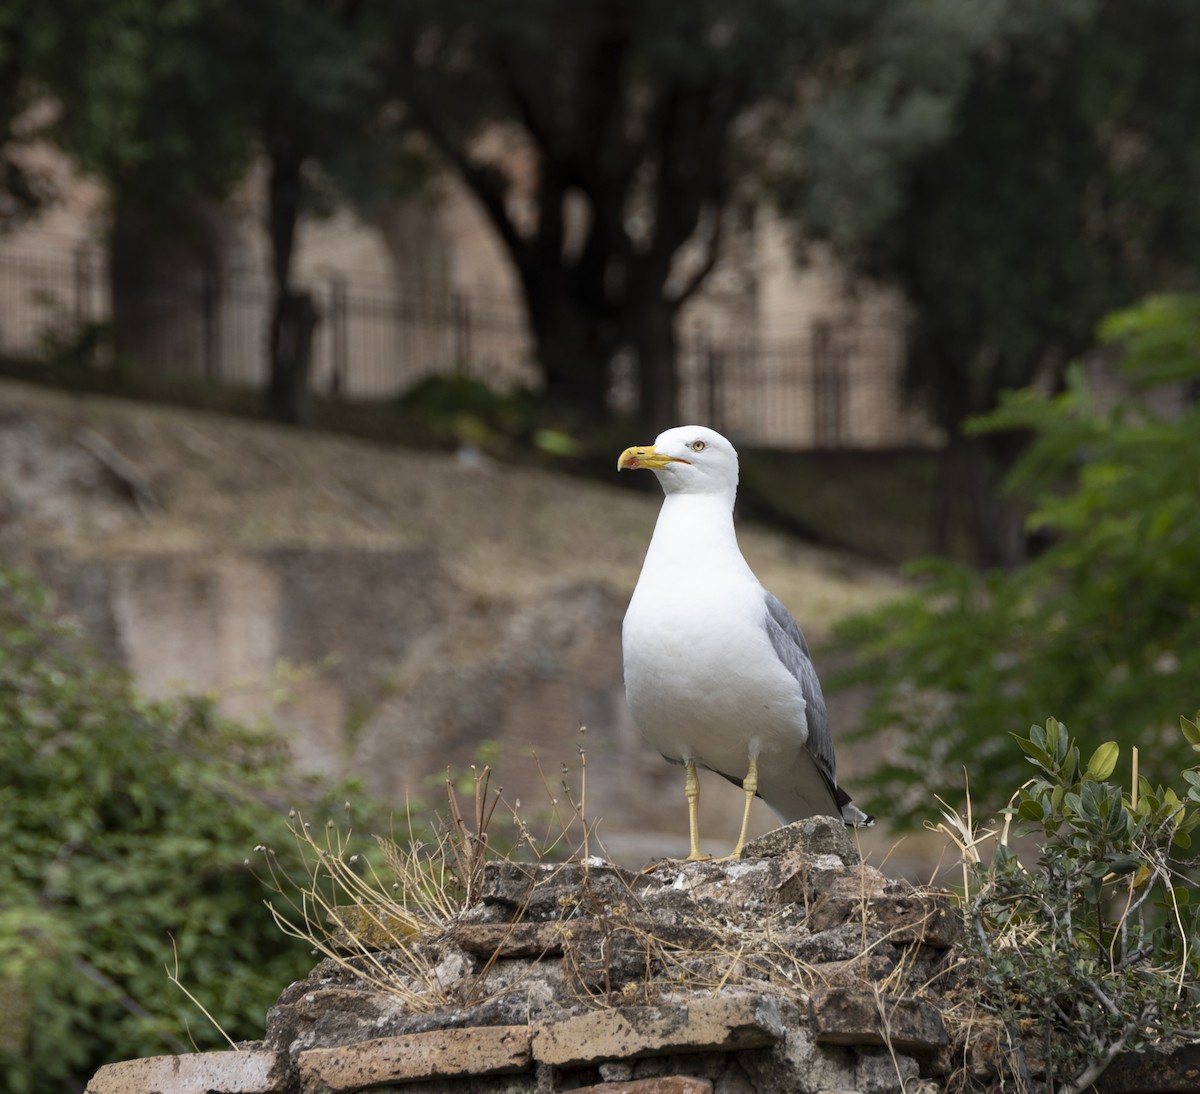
790;0;1200;561
838;295;1200;828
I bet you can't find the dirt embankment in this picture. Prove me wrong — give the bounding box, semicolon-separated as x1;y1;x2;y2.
1;379;915;867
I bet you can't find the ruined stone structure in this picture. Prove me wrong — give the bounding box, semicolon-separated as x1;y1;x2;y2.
83;820;1200;1094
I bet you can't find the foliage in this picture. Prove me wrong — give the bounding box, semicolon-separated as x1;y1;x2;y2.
0;0;66;226
396;375;540;450
796;0;1200;431
942;718;1200;1094
838;295;1200;827
47;0;258;226
790;0;1200;562
0;569;327;1092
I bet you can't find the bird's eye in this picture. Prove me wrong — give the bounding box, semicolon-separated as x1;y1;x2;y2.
690;440;706;452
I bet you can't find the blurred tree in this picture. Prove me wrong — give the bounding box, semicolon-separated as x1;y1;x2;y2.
48;0;260;377
0;1;61;226
375;0;899;429
48;0;400;425
226;0;390;425
789;0;1200;564
837;295;1200;828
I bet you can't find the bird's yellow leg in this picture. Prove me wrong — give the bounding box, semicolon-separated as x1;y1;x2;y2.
726;754;759;860
684;759;707;861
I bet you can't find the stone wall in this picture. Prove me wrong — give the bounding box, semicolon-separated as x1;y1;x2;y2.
86;819;1200;1094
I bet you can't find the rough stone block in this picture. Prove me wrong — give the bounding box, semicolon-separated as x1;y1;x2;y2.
742;817;861;864
855;1044;921;1093
871;893;962;950
570;1078;714;1094
87;1049;281;1094
266;986;414;1052
532;993;784;1067
297;1026;532;1091
480;861;657;919
738;1023;857;1093
811;987;947;1053
1094;1042;1200;1093
452;921;577;958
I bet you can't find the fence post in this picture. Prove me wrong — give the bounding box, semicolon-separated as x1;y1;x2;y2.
703;331;724;433
811;319;847;447
329;274;348;397
73;245;91;329
202;267;219;381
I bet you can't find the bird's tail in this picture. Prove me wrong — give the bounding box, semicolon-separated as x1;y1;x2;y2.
834;784;875;827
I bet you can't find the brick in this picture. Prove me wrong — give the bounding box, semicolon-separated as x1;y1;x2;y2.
296;1025;531;1092
532;992;784;1067
811;987;947;1053
87;1049;281;1094
570;1078;714;1094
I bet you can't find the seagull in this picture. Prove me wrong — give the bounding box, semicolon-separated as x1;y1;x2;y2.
618;424;872;860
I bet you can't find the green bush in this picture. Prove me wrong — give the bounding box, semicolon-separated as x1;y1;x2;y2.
839;295;1200;826
948;717;1200;1093
0;569;329;1091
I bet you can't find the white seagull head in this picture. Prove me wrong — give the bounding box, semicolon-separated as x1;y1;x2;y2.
616;425;739;499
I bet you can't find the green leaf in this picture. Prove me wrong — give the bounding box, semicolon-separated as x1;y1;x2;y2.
1085;741;1119;781
1018;797;1045;822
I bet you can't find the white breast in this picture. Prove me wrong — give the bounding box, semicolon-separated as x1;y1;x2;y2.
622;553;810;777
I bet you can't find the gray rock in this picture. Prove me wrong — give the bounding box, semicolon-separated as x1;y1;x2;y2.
479;860;660;920
742;817;861;864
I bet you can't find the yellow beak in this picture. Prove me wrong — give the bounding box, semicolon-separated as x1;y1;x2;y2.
617;444;683;472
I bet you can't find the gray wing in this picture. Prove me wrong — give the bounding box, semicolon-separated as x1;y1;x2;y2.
763;591;837;785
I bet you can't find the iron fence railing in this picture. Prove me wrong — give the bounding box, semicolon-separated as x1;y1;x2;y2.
0;244;940;449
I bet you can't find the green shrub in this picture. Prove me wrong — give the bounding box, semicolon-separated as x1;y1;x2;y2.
839;295;1200;825
0;569;328;1091
945;717;1200;1093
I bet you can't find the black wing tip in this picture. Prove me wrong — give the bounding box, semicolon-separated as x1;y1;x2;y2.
834;784;875;827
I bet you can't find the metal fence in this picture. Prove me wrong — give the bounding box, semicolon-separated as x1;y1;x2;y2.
0;244;940;449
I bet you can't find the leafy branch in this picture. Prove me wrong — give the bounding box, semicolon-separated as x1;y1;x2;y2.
937;716;1200;1094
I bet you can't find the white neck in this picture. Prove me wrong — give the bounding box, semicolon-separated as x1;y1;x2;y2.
643;492;742;572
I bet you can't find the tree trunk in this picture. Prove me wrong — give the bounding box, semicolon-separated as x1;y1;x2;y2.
109;197;226;376
263;141;316;424
935;432;1028;568
266;289;320;426
630;298;679;433
525;289;617;422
